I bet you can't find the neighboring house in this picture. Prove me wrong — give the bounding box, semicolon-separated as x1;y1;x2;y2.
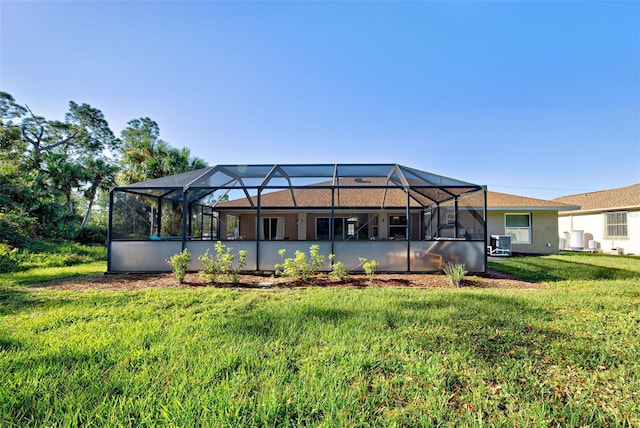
554;183;640;255
486;191;578;254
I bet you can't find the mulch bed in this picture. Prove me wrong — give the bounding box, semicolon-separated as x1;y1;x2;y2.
31;270;542;291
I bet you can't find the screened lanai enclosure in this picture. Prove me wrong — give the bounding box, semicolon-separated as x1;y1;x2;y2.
108;164;487;273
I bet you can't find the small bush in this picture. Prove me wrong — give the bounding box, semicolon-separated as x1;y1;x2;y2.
329;254;349;280
275;244;326;281
167;249;191;284
359;257;378;282
198;241;247;284
443;261;467;287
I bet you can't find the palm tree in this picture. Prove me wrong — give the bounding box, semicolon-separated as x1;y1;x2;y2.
80;157;119;230
119;118;207;184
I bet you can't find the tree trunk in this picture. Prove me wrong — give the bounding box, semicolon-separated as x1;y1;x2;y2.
80;197;94;230
67;193;74;216
80;181;100;230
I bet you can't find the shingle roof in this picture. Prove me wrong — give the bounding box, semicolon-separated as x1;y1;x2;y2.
553;183;640;211
217;185;430;209
217;187;575;210
487;191;577;210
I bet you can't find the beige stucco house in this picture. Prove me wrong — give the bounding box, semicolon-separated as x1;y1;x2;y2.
554;183;640;255
486;191;578;254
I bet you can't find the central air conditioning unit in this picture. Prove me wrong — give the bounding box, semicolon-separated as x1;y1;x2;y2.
489;235;512;256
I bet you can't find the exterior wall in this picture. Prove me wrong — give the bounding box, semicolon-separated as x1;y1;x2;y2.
558;209;640;255
487;210;560;254
224;210;423;241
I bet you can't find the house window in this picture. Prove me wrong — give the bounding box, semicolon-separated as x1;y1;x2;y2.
505;213;531;244
389;215;407;240
192;206;218;239
605;212;627;238
226;215;240;239
261;217;284;240
315;217;366;240
446;212;455;225
316;217;348;240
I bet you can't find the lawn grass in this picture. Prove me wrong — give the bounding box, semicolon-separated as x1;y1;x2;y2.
1;253;639;426
488;251;640;282
0;261;107;287
0;240;106;274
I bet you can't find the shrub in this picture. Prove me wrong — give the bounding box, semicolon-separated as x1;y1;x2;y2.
75;226;107;245
198;241;247;284
359;257;378;282
443;261;467;287
167;249;191;284
0;243;22;273
329;254;349;280
275;244;325;281
0;213;34;247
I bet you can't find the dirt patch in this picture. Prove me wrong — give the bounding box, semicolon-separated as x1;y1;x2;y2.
31;269;542;291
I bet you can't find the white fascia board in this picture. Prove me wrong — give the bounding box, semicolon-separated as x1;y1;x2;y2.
558;205;640;216
487;206;577;211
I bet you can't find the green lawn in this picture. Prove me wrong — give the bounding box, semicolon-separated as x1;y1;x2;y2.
1;253;639;426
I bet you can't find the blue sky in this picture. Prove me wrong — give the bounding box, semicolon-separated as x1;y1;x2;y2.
1;1;638;200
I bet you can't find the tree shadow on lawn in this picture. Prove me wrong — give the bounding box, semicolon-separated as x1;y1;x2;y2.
493;258;639;282
398;292;622;370
226;290;624;375
0;287;44;316
230;304;356;338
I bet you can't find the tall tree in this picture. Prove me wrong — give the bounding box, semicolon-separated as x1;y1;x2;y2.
64;101;120;225
0;92;28;163
43;152;85;217
119;117;206;183
119;117;208;236
80;157;118;229
65;101;119;157
20;109;77;169
1;92;121;239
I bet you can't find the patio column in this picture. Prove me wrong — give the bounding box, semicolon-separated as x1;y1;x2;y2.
406;188;411;272
157;196;163;237
483;186;488;273
436;203;441;238
454;197;459;239
181;190;188;251
257;190;261;270
107;190;114;272
331;187;335;255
